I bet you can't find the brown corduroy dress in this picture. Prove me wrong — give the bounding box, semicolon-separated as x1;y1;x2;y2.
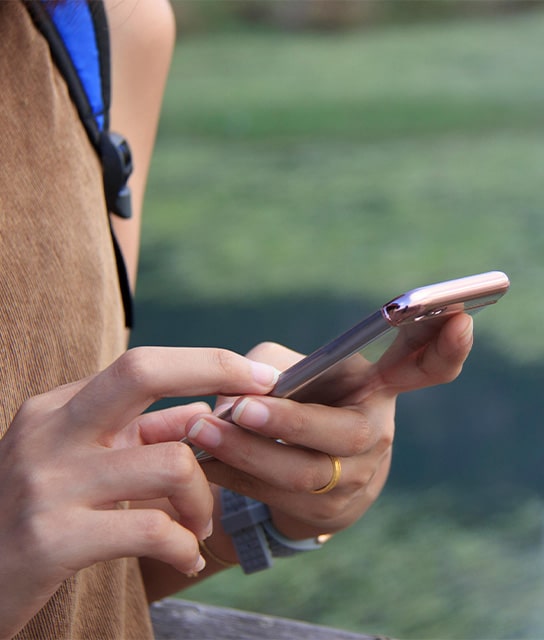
0;2;154;638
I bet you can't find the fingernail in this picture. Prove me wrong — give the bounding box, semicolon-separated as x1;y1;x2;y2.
231;397;270;428
187;419;222;448
195;554;206;572
203;519;213;540
186;555;206;578
460;315;474;344
250;361;281;387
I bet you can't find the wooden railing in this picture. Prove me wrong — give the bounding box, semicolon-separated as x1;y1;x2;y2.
151;598;390;640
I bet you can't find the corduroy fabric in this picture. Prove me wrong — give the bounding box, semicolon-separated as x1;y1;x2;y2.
0;3;153;638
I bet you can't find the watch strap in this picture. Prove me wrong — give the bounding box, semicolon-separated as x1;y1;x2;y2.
220;489;273;574
220;488;329;573
262;520;325;557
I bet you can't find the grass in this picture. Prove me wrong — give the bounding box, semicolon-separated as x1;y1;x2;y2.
140;11;544;363
133;10;544;639
183;490;544;639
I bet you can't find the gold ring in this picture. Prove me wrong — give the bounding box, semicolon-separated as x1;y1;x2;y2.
311;454;342;494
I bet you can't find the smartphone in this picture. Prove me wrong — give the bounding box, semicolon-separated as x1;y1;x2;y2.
188;271;510;462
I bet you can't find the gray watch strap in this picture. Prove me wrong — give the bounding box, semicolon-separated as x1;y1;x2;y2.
220;488;329;573
262;520;325;557
220;489;273;574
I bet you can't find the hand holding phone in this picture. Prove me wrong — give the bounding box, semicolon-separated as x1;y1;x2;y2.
186;271;510;462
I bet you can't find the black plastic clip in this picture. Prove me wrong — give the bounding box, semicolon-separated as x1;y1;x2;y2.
99;131;134;219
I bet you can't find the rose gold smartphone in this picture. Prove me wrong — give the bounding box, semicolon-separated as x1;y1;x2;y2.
188;271;510;462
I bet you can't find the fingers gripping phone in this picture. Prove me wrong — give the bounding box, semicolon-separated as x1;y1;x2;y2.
186;271;510;463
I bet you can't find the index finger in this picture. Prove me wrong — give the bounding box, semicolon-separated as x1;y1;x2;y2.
61;347;280;439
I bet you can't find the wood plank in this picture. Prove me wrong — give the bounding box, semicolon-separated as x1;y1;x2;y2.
151;598;390;640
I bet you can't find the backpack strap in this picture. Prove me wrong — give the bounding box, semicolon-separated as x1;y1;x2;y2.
24;0;134;327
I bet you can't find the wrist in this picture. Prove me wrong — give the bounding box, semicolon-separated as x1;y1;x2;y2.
267;506;327;541
220;488;331;574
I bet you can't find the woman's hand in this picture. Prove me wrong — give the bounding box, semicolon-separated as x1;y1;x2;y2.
185;314;473;540
0;347;279;638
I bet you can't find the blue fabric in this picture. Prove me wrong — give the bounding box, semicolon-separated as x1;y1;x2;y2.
44;0;105;131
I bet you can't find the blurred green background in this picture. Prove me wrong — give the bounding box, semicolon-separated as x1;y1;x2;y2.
130;2;544;638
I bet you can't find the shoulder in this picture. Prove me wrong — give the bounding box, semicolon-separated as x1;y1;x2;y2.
104;0;176;52
103;0;177;289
